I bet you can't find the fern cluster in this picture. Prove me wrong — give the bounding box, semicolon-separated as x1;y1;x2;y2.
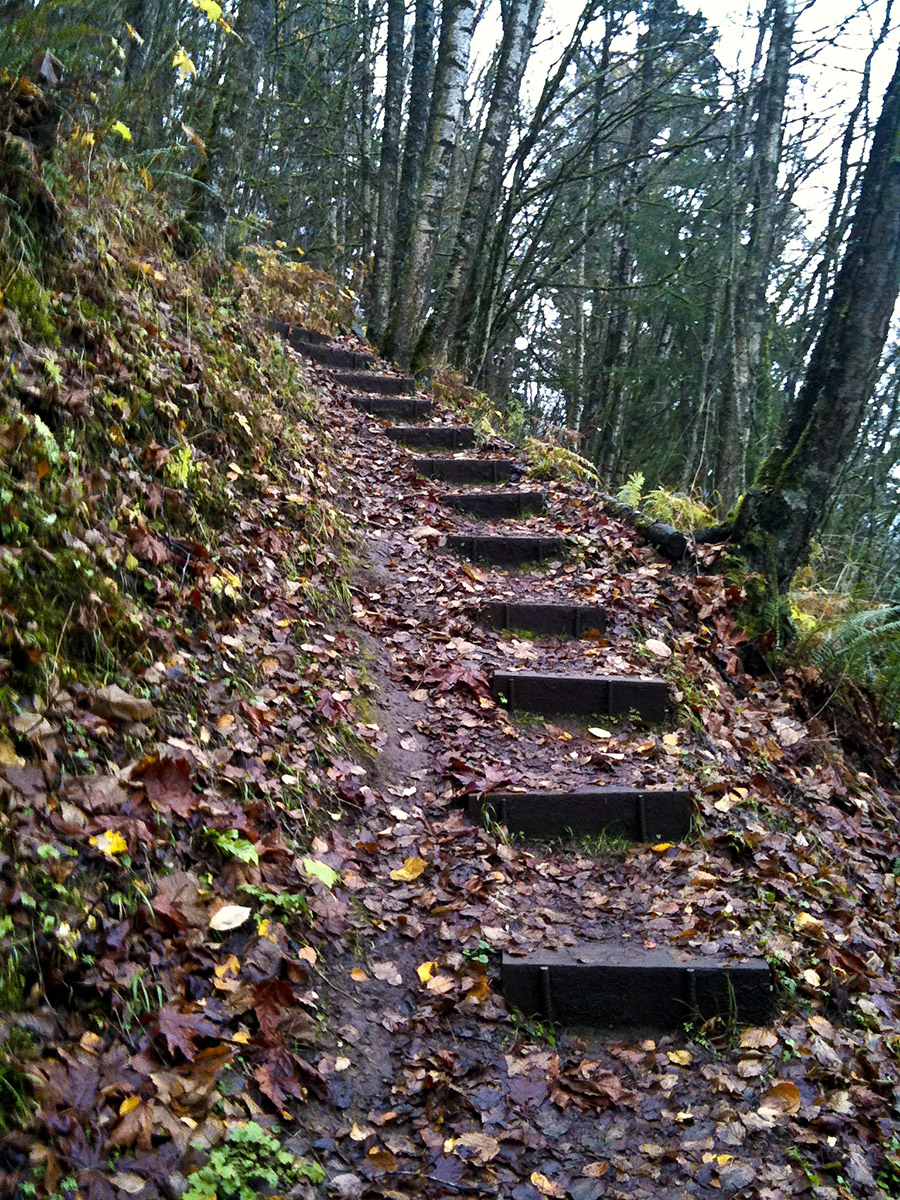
805;604;900;721
615;471;714;532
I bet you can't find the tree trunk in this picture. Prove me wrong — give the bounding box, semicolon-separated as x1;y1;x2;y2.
187;0;274;257
390;0;436;307
717;0;795;507
415;0;544;366
367;0;405;343
732;45;900;591
383;0;477;368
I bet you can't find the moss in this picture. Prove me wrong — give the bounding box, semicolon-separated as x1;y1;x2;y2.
3;268;58;345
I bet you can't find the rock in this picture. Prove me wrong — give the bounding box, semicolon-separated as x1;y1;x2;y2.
91;684;156;723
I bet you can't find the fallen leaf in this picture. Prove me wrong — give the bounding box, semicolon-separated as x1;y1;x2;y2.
760;1080;801;1115
530;1172;564;1197
644;638;671;658
417;960;438;983
453;1132;500;1162
208;905;252;931
91;684;156;723
390;856;427;882
794;912;826;939
303;858;340;888
90;830;128;856
667;1050;693;1066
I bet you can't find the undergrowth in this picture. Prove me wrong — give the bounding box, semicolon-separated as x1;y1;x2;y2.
0;125;354;694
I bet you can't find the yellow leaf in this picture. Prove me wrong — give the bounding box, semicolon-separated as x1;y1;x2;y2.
417;960;438;983
137;167;153;191
530;1172;564;1197
794;912;826;939
124;21;144;44
214;955;240;978
350;967;368;982
651;842;674;853
119;1096;141;1116
0;736;23;768
172;47;196;79
390;856;427;883
110;120;132;142
303;858;340;888
90;830;128;856
190;0;223;21
667;1049;693;1066
233;1030;250;1045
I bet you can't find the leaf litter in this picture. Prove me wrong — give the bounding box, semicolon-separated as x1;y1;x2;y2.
2;323;900;1200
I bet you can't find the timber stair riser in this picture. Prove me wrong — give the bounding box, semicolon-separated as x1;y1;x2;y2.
386;426;477;450
492;670;669;721
414;458;517;484
478;601;607;637
268;321;331;345
502;948;774;1028
470;787;691;841
334;371;415;395
447;534;566;565
445;491;547;519
351;396;434;419
300;344;376;370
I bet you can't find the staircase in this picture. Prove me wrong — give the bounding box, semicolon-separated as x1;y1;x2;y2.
284;323;775;1031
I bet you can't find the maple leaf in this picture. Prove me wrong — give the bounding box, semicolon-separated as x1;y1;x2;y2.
153;1003;219;1060
135;755;196;818
254;1047;329;1108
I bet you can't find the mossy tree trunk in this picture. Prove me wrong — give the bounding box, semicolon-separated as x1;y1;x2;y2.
732;44;900;590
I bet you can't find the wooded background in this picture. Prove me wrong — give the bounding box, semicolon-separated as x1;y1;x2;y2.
4;0;900;597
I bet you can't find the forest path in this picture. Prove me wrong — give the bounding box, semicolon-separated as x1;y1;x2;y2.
275;328;811;1200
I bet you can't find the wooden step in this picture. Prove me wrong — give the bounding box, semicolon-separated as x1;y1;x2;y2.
502;947;774;1028
385;425;477;450
333;371;414;395
478;601;607;637
446;534;565;565
300;343;376;370
445;491;546;519
268;321;331;345
491;670;669;721
413;458;516;484
470;787;691;841
351;395;433;419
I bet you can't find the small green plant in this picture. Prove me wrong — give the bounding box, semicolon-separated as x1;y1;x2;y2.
616;470;645;508
238;883;311;920
182;1121;324;1200
205;829;259;865
463;940;494;964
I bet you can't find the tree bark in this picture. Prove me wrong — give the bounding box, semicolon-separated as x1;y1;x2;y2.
732;45;900;591
367;0;405;343
390;0;436;306
715;0;795;508
383;0;477;368
187;0;274;257
415;0;544;367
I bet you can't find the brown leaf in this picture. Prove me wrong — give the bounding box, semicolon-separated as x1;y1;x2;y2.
153;1003;219;1060
134;755;195;817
